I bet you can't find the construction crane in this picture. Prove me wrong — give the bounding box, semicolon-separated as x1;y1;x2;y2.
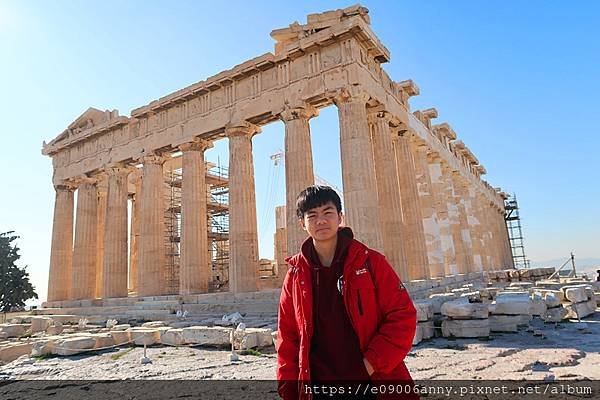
269;149;344;202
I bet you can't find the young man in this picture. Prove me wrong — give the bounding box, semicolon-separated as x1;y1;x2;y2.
277;185;417;399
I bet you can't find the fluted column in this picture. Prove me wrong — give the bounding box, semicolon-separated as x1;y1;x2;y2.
393;131;430;280
47;183;75;302
138;153;168;297
467;186;485;272
476;194;493;270
412;141;445;278
71;177;99;300
95;181;107;298
128;176;141;293
280;105;317;256
227;123;260;293
102;164;132;298
333;89;383;251
451;173;476;273
441;165;472;274
498;207;514;268
368;110;408;280
428;155;457;276
180;139;213;295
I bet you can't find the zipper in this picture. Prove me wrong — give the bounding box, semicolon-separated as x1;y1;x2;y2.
357;289;363;316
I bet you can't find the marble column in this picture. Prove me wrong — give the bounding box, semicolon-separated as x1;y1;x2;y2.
441;164;471;275
428;155;457;276
368;110;408;280
128;176;141;293
451;173;476;273
227;123;260;293
71;178;99;300
334;89;383;251
498;208;514;268
180;139;212;295
280;105;317;256
412;141;445;278
138;153;168;297
102;164;131;298
393;130;430;280
47;183;75;302
95;181;107;298
467;186;485;272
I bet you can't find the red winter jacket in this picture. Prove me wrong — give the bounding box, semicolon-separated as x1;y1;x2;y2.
276;229;417;399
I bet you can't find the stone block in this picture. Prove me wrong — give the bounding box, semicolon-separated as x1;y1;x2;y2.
441;299;488;319
128;329;161;346
563;286;588;303
112;324;131;331
31;339;55;356
52;337;96;356
49;315;80;325
182;326;232;346
161;329;185;346
418;320;434;339
428;293;457;314
93;333;115;349
490;292;531;315
441;319;490;338
141;321;168;328
413;300;434;322
530;294;547;316
412;324;423;345
0;342;32;362
489;315;519;332
31;317;53;333
271;330;278;344
110;330;131;345
564;299;596;319
46;325;64;335
541;291;562;308
543;306;567;322
0;324;28;338
240;328;274;349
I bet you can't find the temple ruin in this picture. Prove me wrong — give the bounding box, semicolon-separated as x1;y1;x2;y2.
42;4;514;307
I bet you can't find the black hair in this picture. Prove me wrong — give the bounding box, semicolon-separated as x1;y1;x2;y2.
295;185;342;218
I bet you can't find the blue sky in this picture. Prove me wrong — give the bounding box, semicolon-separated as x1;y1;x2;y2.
1;1;598;302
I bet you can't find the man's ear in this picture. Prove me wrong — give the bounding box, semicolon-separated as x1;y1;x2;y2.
298;217;308;232
338;212;344;226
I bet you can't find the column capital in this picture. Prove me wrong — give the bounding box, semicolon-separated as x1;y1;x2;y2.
71;174;100;187
225;121;261;138
366;108;393;126
105;162;136;177
139;152;169;165
179;138;213;153
279;104;318;122
331;87;370;106
53;180;77;192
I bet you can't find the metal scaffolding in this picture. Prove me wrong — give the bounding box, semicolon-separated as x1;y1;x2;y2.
504;194;530;269
163;161;230;293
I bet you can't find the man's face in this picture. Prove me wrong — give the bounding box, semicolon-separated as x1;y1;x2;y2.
299;201;342;242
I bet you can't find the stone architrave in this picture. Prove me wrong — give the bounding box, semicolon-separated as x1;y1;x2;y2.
368;109;408;280
138;153;168;297
47;183;75;302
71;177;99;300
227;123;260;293
180;139;213;295
393;130;429;280
333;88;383;251
411;141;444;277
102;164;132;298
427;154;457;276
280;105;317;256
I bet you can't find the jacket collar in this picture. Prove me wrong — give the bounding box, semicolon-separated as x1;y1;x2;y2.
285;227;369;273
